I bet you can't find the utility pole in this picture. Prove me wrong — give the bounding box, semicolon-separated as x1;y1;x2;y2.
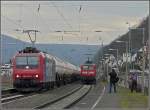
142;28;145;93
102;41;104;61
101;40;104;73
126;22;132;70
94;30;102;68
79;5;82;38
0;35;2;65
104;54;112;82
108;48;119;68
148;16;150;109
106;60;109;82
0;34;2;110
116;49;119;68
129;28;132;70
125;41;128;87
105;57;109;82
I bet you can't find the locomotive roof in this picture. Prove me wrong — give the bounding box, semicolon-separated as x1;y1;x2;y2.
15;47;78;69
16;52;41;56
81;63;96;66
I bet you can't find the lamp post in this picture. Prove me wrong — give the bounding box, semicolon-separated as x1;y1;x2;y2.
99;60;103;79
148;20;150;108
0;35;3;66
140;28;145;93
101;58;105;77
104;56;110;82
0;34;2;110
104;54;112;75
94;30;103;67
126;22;132;69
116;40;128;87
108;48;119;67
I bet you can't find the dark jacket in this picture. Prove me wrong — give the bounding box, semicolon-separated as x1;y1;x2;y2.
109;69;117;83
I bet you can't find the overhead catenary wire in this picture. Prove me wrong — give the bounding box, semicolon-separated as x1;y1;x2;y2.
22;3;54;33
35;4;54;33
50;2;74;31
37;4;40;13
1;3;148;8
2;3;26;32
18;2;23;28
1;15;26;31
2;1;148;45
2;2;146;31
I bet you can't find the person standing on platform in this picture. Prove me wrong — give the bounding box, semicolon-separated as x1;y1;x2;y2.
130;73;137;93
109;69;118;93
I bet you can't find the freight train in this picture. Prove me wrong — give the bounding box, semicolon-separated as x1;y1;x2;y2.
80;61;97;84
12;47;80;91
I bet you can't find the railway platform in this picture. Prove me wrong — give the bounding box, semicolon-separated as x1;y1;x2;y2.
96;82;148;110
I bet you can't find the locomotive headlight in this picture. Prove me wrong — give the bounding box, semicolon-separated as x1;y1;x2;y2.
35;74;38;78
82;71;87;74
16;74;20;78
89;71;94;74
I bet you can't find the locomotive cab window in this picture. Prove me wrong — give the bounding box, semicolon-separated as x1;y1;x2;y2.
82;65;94;70
88;66;94;70
82;65;89;70
16;56;39;69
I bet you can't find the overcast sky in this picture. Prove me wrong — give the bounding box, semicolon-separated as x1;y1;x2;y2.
1;1;149;45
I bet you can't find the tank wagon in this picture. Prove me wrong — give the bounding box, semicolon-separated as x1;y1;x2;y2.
12;47;80;91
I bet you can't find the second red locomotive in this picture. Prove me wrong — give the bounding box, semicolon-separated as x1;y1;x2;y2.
80;61;97;84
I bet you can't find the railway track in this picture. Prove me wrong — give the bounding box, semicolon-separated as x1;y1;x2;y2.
35;85;92;109
2;89;17;97
1;94;25;103
1;89;36;103
1;90;23;103
2;83;84;109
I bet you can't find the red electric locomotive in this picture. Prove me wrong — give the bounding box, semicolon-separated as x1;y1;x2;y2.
12;47;80;91
80;62;96;84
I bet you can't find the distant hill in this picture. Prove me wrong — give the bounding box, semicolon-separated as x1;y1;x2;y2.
94;16;149;64
1;34;99;66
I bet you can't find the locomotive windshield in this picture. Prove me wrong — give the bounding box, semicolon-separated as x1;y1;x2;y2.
16;56;39;69
82;65;94;70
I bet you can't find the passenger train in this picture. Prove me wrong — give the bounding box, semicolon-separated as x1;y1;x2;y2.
12;47;80;91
